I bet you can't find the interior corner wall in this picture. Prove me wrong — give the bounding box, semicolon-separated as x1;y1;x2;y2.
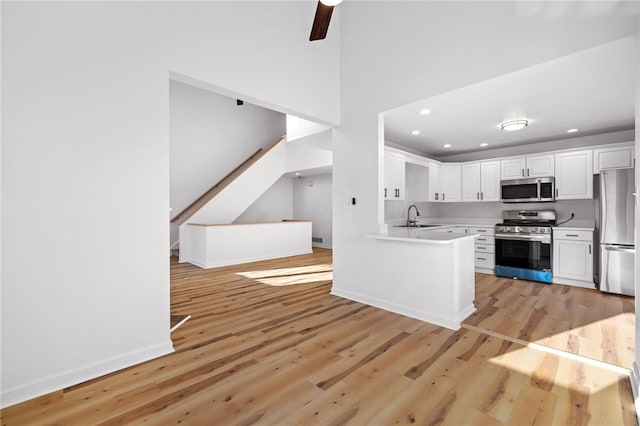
634;16;640;409
234;176;294;224
293;173;333;248
1;1;339;407
170;80;286;245
170;79;286;218
332;1;639;308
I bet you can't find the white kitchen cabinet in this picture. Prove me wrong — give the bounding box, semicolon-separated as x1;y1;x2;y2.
384;151;405;200
555;150;593;200
553;229;594;286
405;162;430;202
480;161;501;201
501;154;554;180
593;145;635;173
471;226;495;272
462;163;481;202
501;157;527;180
428;162;461;202
427;161;442;201
526;154;555;178
462;161;500;202
444;226;469;234
441;165;462;202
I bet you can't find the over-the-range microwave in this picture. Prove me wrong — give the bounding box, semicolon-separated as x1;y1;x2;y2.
500;177;555;203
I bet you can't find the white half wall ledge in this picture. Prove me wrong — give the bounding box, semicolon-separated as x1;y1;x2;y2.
1;341;174;409
330;288;475;331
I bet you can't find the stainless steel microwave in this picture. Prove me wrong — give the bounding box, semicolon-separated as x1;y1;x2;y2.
500;177;555;203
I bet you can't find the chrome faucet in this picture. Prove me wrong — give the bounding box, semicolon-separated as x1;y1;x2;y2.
407;204;420;227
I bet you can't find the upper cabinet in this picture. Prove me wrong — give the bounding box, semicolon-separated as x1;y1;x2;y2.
384;151;405;200
555;150;593;200
427;161;442;201
428;161;461;202
593;145;635;173
501;154;555;180
462;161;500;202
441;164;462;202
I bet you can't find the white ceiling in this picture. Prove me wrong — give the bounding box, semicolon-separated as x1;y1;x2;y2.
383;36;637;157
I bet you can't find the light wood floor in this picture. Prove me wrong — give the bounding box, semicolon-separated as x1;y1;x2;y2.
2;248;636;425
465;274;635;369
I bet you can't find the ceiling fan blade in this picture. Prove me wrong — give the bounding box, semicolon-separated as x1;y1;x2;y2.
310;1;334;41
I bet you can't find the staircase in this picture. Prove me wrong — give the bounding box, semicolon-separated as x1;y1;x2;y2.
173;134;332;263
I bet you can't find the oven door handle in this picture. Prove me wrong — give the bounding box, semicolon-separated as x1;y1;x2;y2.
495;234;551;243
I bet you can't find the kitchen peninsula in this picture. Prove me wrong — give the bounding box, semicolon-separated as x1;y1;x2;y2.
333;228;477;330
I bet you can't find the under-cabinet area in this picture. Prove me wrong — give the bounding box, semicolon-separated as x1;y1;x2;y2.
383;140;635;292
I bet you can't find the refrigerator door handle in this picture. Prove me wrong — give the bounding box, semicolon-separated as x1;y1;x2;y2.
603;245;635;253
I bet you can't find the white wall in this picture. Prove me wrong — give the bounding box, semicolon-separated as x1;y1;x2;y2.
170;80;285;225
293;173;333;248
234;176;293;224
332;1;639;323
1;1;339;406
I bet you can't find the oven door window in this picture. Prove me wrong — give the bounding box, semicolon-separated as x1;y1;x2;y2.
501;183;537;200
495;239;552;271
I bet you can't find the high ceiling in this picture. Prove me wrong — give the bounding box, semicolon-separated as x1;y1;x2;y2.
383;36;636;157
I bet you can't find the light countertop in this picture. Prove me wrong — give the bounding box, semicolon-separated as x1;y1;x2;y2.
554;219;595;231
368;229;478;245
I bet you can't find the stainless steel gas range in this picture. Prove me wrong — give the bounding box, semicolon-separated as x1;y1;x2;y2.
494;210;556;284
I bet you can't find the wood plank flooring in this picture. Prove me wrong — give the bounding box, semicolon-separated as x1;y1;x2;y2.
1;248;636;425
465;273;635;368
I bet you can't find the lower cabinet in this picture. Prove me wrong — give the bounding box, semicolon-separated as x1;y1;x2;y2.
471;226;495;273
552;229;594;287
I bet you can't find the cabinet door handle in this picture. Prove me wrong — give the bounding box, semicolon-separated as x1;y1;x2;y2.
477;246;486;249
566;234;579;237
477;257;486;261
527;168;530;177
435;193;439;200
384;188;387;197
478;229;486;233
443;193;445;201
589;244;592;254
522;169;524;177
555;188;559;197
481;192;484;200
477;192;479;200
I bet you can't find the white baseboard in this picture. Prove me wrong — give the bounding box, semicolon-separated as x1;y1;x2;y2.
1;340;174;409
188;249;313;269
551;276;596;289
330;287;472;331
312;243;332;249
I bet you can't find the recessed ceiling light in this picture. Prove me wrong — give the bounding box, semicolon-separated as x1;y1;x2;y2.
411;130;420;135
320;0;343;5
567;128;579;133
500;119;528;131
443;144;451;148
480;143;488;147
418;109;431;115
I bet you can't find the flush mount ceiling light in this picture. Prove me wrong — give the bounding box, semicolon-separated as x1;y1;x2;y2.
443;144;452;148
480;143;489;147
500;119;528;132
567;128;579;133
418;108;431;115
320;0;342;5
411;130;421;135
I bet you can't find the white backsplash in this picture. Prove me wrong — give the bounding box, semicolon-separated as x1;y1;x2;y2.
385;198;596;224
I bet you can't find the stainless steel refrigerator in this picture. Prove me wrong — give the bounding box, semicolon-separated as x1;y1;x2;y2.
600;168;635;296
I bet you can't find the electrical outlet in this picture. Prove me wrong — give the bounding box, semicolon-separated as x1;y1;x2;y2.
570;210;576;217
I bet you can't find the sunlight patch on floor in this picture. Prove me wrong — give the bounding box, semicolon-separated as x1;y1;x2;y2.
236;264;333;286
